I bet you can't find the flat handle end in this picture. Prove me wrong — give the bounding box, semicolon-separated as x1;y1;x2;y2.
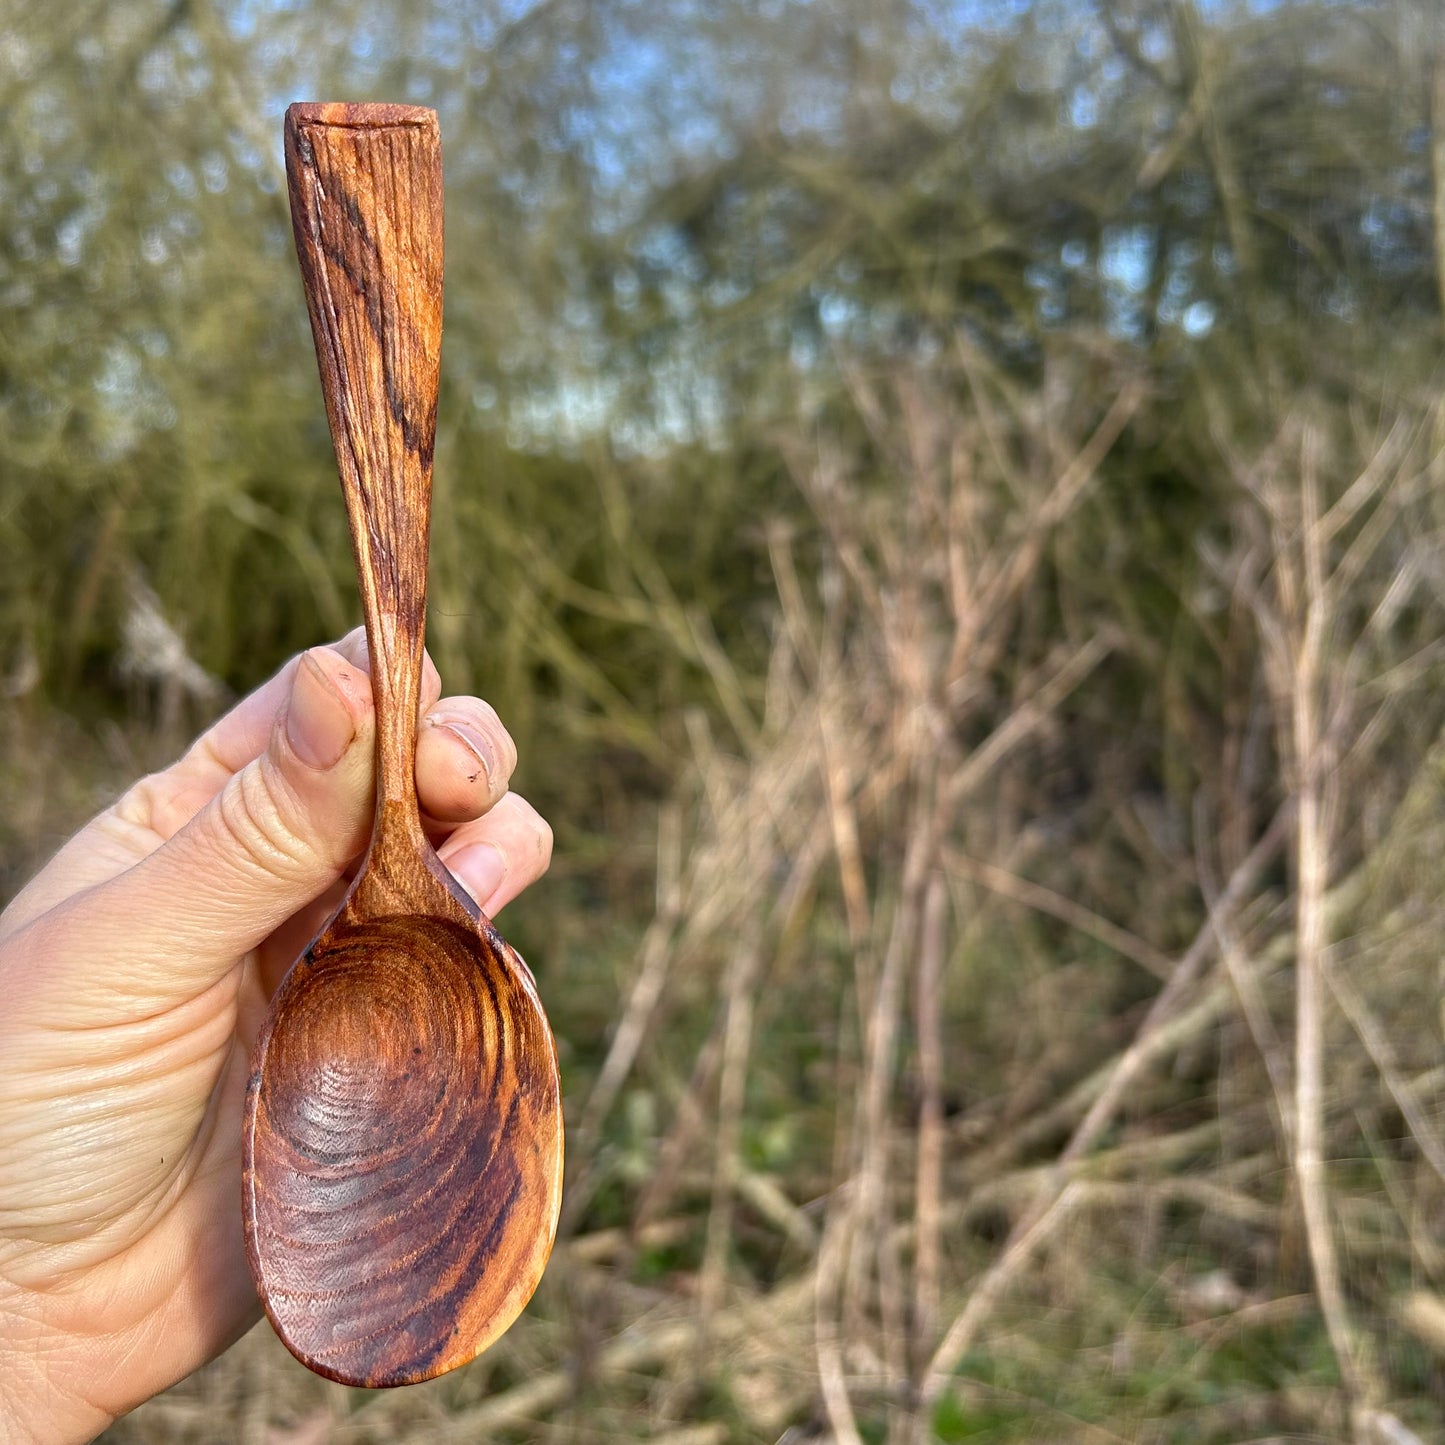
285;101;438;132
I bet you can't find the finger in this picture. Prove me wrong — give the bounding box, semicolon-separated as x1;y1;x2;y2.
0;632;443;941
145;628;441;840
253;874;350;1002
436;792;553;917
0;643;332;945
334;629;444;726
416;696;517;824
14;646;380;1021
139;626;375;839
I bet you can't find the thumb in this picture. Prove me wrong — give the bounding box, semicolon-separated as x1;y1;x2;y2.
43;647;378;1017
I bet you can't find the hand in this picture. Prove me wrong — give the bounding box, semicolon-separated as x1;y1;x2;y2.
0;632;554;1442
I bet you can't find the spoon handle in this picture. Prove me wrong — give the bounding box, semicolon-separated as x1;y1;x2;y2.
284;102;442;854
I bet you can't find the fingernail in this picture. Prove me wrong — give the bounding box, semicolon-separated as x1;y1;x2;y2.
286;652;356;770
447;842;507;907
429;717;497;789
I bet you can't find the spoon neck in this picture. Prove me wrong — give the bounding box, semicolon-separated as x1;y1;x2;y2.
348;797;447;919
359;600;428;823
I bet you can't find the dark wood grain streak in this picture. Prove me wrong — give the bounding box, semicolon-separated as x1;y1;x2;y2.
241;103;563;1389
283;103;441;854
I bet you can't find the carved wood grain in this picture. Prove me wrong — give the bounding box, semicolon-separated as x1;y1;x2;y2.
241;102;563;1390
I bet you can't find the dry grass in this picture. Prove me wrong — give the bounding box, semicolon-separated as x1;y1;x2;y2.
67;339;1445;1442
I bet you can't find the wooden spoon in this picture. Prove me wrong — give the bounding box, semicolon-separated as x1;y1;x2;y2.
241;102;563;1389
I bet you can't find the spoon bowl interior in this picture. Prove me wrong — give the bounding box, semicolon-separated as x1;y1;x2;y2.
244;908;562;1387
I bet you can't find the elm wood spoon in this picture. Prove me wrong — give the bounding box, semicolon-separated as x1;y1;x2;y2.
241;102;563;1389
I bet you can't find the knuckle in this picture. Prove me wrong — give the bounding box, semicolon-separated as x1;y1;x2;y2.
114;772;186;841
212;759;322;884
112;774;161;829
334;627;371;672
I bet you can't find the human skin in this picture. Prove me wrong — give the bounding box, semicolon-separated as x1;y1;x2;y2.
0;630;555;1442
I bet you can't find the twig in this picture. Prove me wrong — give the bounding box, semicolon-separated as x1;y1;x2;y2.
846;759;940;1421
1397;1292;1445;1357
964;982;1234;1176
921;1183;1086;1404
734;1169;818;1255
1195;795;1295;1157
563;1219;693;1266
416;1282;814;1442
922;804;1291;1403
1291;424;1370;1417
968;384;1143;678
910;873;947;1423
700;924;765;1333
944;632;1116;808
819;703;872;947
1325;959;1445;1188
816;1189;865;1445
564;803;685;1231
942;848;1172;980
1063;804;1291;1171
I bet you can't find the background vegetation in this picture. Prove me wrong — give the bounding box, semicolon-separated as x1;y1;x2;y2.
5;0;1445;1438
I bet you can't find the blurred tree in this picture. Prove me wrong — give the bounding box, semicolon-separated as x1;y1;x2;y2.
3;0;1440;701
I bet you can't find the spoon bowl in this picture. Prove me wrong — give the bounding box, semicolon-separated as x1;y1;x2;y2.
246;901;561;1385
241;103;563;1388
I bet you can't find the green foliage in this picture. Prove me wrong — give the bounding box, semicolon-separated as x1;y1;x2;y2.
8;1;1445;1440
